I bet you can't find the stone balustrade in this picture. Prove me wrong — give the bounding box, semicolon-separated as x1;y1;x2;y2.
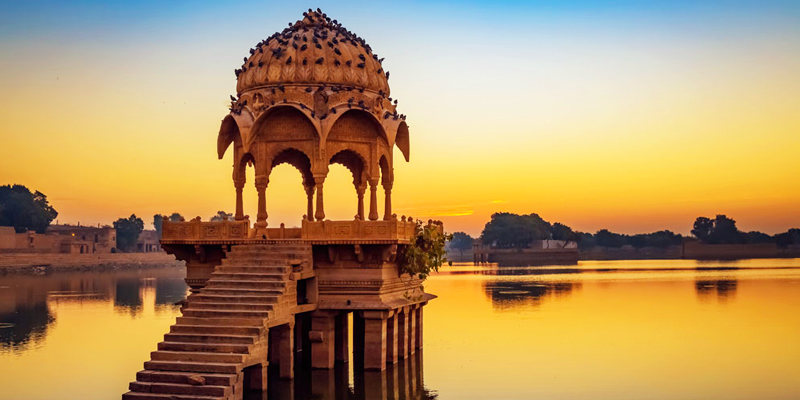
160;216;426;243
301;218;418;242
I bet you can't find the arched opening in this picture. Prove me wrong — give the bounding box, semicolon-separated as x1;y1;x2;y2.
237;153;257;222
267;148;314;226
326;149;367;220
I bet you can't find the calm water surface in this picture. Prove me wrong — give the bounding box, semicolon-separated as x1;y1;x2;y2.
1;259;799;399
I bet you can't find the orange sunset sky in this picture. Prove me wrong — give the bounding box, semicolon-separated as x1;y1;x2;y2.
1;1;799;236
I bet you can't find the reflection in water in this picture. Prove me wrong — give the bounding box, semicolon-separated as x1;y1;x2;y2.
115;278;145;316
484;280;581;310
0;270;187;353
695;279;738;301
256;351;436;400
0;301;54;353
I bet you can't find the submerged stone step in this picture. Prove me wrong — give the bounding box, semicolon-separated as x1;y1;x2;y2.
122;390;221;400
129;381;230;397
135;369;236;387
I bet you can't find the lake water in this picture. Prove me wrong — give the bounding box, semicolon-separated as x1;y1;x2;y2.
1;258;799;399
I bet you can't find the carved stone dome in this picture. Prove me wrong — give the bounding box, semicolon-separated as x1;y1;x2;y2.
236;10;390;96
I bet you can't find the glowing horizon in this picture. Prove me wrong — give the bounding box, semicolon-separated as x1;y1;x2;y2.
1;1;799;236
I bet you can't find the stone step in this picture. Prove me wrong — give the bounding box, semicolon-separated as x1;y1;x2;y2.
122;391;220;400
175;316;265;327
182;308;272;319
158;341;250;354
186;302;274;312
189;294;279;304
129;381;229;397
215;265;291;273
220;259;292;267
206;279;286;289
143;360;240;374
136;370;236;387
200;287;283;296
210;272;285;281
170;324;263;336
164;332;256;345
151;350;245;364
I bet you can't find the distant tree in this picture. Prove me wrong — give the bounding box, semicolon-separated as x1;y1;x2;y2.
710;215;744;244
0;184;58;233
746;231;773;244
774;228;800;248
691;217;714;242
480;212;551;248
114;214;144;252
449;232;474;257
210;211;233;222
693;215;746;244
153;214;164;239
169;213;184;222
595;229;626;248
576;231;596;249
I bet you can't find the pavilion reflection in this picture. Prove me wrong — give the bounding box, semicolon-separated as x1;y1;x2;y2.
258;351;436;400
484;280;581;310
0;269;187;352
695;279;738;301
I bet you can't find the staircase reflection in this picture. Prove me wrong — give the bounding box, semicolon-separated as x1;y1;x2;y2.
255;351;436;400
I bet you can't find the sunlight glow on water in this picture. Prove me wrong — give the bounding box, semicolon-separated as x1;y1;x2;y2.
1;259;799;399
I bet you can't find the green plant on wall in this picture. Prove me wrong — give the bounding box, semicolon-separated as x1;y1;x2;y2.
399;220;452;280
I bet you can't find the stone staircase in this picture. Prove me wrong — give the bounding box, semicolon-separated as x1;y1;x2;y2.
123;243;312;400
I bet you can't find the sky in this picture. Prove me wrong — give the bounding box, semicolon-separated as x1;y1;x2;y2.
1;0;799;236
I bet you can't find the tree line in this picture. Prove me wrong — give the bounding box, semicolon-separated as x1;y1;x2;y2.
449;212;800;251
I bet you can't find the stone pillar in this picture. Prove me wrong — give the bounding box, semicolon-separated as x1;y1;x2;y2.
254;175;268;229
356;185;366;220
415;305;424;349
334;312;349;364
234;179;245;220
382;182;393;220
362;311;388;370
314;177;325;221
368;180;379;221
304;185;315;221
408;307;417;355
310;311;336;369
277;323;294;379
386;311;399;365
398;308;409;359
